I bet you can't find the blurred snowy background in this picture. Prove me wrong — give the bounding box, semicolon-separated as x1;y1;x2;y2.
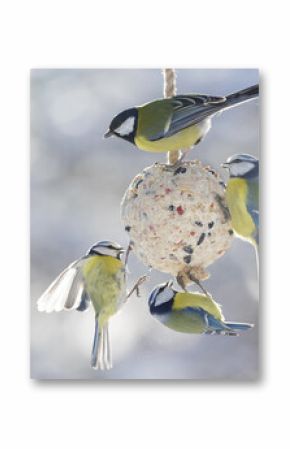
30;69;259;380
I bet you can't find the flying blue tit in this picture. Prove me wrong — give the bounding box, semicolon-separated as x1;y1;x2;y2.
222;154;259;271
37;241;127;370
104;84;259;154
148;281;253;335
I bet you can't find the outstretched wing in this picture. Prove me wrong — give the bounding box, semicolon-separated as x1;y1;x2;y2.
37;259;90;313
148;94;226;141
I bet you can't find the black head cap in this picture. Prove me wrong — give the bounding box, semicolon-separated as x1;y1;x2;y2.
104;108;138;144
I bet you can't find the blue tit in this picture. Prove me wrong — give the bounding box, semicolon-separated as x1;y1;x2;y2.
148;281;253;335
37;241;127;370
104;84;259;154
222;154;259;270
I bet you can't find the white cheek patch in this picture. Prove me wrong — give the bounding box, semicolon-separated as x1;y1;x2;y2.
230;161;254;177
115;116;135;136
154;288;174;307
97;247;118;258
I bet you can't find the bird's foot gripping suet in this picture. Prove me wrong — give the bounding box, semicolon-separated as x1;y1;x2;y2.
91;319;112;370
176;272;189;291
176;271;209;296
188;273;210;296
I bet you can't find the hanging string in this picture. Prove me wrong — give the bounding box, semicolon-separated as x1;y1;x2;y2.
163;68;181;165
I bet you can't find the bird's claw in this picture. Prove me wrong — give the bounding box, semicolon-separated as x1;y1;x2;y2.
188;273;210;296
126;275;149;299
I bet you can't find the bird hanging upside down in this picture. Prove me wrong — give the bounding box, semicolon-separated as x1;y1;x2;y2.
148;281;254;336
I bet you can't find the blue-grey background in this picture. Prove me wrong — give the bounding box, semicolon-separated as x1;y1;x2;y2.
31;69;259;380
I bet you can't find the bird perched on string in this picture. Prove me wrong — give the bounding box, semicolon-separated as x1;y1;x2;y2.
104;84;259;155
37;241;145;370
148;281;253;335
222;154;259;272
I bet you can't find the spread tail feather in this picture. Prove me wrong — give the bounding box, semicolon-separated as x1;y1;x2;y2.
91;319;112;370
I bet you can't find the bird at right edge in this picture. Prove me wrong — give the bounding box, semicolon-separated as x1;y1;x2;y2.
222;154;259;275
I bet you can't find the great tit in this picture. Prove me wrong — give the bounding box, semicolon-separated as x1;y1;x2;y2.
104;84;259;154
37;241;127;370
222;154;259;270
148;281;253;335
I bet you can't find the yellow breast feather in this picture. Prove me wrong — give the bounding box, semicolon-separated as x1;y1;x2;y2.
135;126;204;152
81;256;126;326
135;101;205;152
82;255;123;277
226;178;256;242
172;292;223;320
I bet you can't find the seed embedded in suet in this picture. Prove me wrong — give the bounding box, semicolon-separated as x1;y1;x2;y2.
174;166;187;175
183;255;192;264
183;245;193;254
197;233;206;246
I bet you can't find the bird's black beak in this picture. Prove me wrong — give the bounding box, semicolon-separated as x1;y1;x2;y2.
104;130;114;138
221;162;229;169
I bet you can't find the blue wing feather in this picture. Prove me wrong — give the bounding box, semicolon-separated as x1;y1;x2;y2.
183;307;234;334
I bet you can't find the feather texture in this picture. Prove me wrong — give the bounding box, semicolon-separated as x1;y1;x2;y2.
37;259;90;313
37;262;78;313
146;85;258;142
